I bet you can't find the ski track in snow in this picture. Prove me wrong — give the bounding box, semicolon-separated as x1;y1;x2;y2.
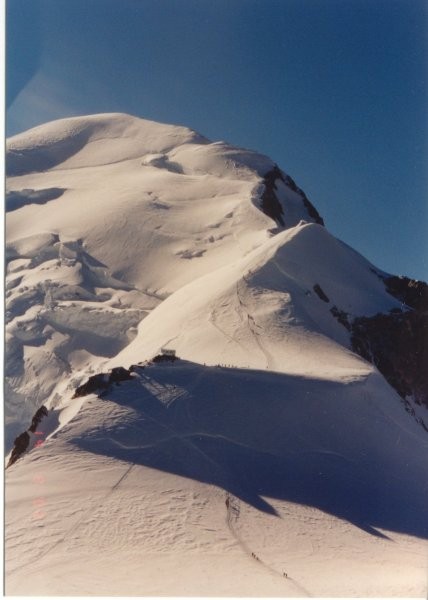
208;300;249;357
236;280;275;370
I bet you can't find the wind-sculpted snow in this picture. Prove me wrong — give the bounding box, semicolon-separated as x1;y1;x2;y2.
74;363;428;537
6;113;207;174
6;114;324;295
4;233;153;449
5;360;428;596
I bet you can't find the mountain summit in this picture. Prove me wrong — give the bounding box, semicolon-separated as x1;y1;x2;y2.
5;113;428;596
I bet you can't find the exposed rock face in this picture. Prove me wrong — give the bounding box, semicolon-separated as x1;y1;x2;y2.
382;274;428;311
7;432;30;468
73;358;177;401
73;374;110;398
320;272;428;422
284;173;325;226
7;405;49;468
109;366;135;383
152;353;178;363
261;166;324;227
313;283;329;303
29;406;48;433
261;166;286;226
330;306;351;331
350;275;428;415
7;367;139;467
73;366;134;398
351;310;428;412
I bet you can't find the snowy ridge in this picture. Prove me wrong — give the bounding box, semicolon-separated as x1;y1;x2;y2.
6;112;208;174
5;113;428;596
5;113;326;441
112;221;399;377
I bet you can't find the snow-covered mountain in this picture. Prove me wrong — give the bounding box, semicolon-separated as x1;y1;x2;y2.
5;113;428;596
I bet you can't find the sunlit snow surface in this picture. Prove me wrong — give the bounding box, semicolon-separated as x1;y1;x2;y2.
5;113;428;596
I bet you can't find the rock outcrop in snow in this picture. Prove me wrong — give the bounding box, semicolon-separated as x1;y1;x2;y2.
352;309;428;416
260;165;324;228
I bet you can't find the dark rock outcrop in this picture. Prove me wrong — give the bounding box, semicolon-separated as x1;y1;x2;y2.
313;283;329;303
261;166;285;226
7;404;49;468
319;272;427;422
260;166;324;228
152;353;178;363
382;275;428;312
109;366;134;383
284;174;324;226
330;306;351;331
73;366;134;398
351;310;428;411
29;405;48;433
7;432;30;468
73;373;110;398
348;272;428;418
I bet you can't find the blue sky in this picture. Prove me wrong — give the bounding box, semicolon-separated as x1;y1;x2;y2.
6;0;428;280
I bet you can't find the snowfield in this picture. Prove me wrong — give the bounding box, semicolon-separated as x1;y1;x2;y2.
5;113;428;596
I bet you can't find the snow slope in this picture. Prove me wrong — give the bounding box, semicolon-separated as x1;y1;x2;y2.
5;113;327;444
112;221;400;376
5;113;428;596
5;361;428;596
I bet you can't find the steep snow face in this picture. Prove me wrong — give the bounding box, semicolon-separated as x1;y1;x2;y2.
112;222;400;377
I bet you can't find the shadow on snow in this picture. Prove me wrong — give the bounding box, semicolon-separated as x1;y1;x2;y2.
72;362;428;540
